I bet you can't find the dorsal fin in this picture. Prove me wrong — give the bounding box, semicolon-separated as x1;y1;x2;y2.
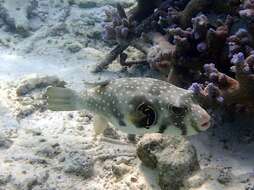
84;80;110;88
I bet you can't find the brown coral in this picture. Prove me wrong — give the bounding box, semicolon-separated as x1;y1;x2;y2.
94;0;254;114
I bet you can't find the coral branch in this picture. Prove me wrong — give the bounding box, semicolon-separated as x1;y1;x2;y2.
239;0;254;38
190;55;254;111
120;53;148;67
92;44;129;73
178;0;212;28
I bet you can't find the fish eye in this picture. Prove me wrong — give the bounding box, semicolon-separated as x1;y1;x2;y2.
135;103;157;128
170;105;186;116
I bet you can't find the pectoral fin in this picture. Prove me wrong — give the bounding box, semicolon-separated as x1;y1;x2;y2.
93;115;110;138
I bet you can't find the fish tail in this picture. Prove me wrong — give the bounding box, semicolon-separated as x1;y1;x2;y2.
46;87;83;111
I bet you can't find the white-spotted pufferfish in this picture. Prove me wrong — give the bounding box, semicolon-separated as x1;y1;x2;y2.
46;78;211;136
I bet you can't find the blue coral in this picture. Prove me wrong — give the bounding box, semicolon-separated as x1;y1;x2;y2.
231;52;245;65
188;83;202;94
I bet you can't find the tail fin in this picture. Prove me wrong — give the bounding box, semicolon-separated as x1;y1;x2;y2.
46;87;82;111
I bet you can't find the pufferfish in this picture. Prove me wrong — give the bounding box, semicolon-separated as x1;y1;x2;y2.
46;78;211;137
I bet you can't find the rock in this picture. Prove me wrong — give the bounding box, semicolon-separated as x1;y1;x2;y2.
27;157;48;165
0;4;15;31
137;133;200;190
22;176;39;190
76;47;105;62
63;151;94;178
0;172;11;186
78;1;97;8
36;143;61;159
112;163;131;179
15;75;63;118
137;133;163;169
16;74;66;96
12;171;49;190
103;127;120;139
16;105;36;119
67;0;135;8
185;169;209;189
2;0;30;37
217;167;233;185
49;23;69;37
0;135;13;150
185;167;250;190
65;41;83;53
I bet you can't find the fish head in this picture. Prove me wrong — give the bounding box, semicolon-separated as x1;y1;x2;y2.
163;91;211;136
187;103;211;135
124;91;211;136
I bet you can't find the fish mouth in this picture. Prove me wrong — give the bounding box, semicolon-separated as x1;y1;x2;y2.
200;121;210;129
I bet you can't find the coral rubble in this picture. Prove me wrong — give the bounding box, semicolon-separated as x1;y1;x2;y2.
95;0;254;115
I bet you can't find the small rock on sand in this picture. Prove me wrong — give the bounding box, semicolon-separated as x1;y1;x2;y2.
63;150;94;179
137;133;200;190
16;74;66;96
0;135;13;150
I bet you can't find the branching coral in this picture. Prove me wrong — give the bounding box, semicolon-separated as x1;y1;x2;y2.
239;0;254;36
189;52;254;112
94;0;254;115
